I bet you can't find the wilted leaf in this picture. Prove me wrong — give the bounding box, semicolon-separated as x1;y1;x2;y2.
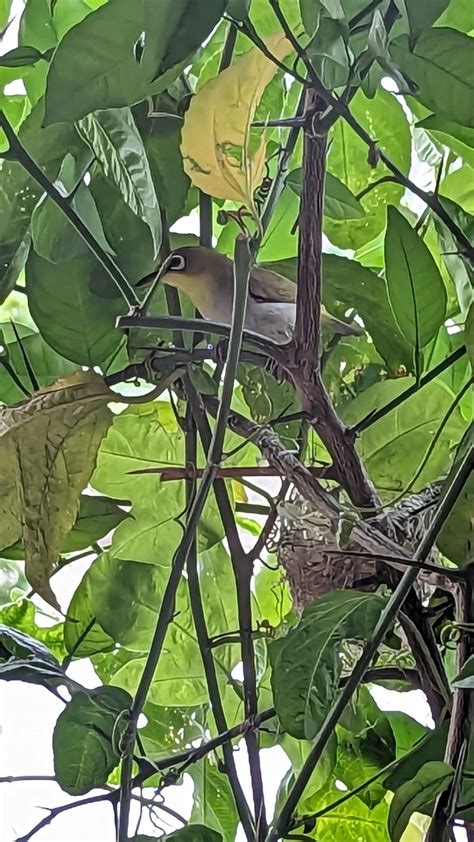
269;590;386;739
384;207;447;357
53;685;132;794
181;33;292;210
388;761;454;842
0;372;114;609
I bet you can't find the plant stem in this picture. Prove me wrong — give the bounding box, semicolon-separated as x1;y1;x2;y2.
0;112;140;309
266;448;472;841
116;235;255;841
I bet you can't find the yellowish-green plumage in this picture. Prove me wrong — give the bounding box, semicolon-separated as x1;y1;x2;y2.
147;246;363;344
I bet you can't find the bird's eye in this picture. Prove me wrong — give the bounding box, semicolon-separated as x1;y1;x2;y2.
170;254;186;271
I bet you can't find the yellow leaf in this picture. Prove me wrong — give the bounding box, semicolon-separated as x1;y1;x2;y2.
181;33;292;211
0;372;114;610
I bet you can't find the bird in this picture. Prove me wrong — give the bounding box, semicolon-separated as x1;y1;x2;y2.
140;246;363;344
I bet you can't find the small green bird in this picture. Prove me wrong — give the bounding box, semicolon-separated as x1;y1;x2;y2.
143;246;363;344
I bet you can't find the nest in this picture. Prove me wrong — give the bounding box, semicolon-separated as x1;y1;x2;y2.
277;484;443;612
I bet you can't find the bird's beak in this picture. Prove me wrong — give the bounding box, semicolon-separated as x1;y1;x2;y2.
135;253;175;313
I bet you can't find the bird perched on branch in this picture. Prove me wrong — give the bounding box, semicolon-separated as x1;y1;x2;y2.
139;246;363;344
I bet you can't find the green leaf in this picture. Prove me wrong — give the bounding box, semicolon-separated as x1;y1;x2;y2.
52;0;96;40
0;46;47;67
325;88;411;249
391;29;474;128
44;0;148;124
452;654;474;688
0;321;79;405
31;160;115;264
0;656;79;693
141;0;227;83
269;590;386;739
44;0;226;125
388;761;454;842
300;0;321;37
385;723;448;791
341;378;465;492
437;427;474;566
0;101;90;302
26;251;126;366
304;782;390;841
436;0;473;30
53;686;132;795
263;255;413;372
0;0;12;31
0;623;58;662
384;206;447;356
417;116;474;168
133;97;190;225
63;495;128;552
307;16;350;88
189;760;239;842
287;168;365;219
77;109;161;257
64;564;115;658
402;0;450;37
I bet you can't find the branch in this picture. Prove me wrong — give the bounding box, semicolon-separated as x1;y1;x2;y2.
266;447;472;842
0;111;140;309
116;235;255;841
256;6;474;259
427;569;474;842
183;392;255;839
185;379;268;838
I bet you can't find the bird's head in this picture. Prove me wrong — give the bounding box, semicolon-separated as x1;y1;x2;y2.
158;246;232;312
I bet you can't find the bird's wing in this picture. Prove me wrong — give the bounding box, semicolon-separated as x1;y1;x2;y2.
249;266;297;303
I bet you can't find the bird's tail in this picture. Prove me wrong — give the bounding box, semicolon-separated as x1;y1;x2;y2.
326;315;364;337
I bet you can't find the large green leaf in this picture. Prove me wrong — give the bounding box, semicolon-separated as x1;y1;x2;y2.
388;761;454;842
263;255;413;371
269;590;386;739
53;686;132;795
452;654;474;689
401;0;450;36
305;782;390;841
341;378;465;492
0;321;79;404
44;0;226;124
391;29;474;128
325;88;411;249
189;760;239;842
26;250;126;366
384;207;447;357
77;109;161;256
63;495;128;552
0;101;89;301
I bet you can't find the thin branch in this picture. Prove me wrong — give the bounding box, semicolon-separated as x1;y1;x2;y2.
0;111;140;309
266;447;472;841
427;568;474;842
185;380;268;838
255;5;474;259
117;235;255;841
130;466;331;480
183;389;255;839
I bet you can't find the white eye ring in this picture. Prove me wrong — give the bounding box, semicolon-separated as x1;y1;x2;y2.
170;254;186;271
